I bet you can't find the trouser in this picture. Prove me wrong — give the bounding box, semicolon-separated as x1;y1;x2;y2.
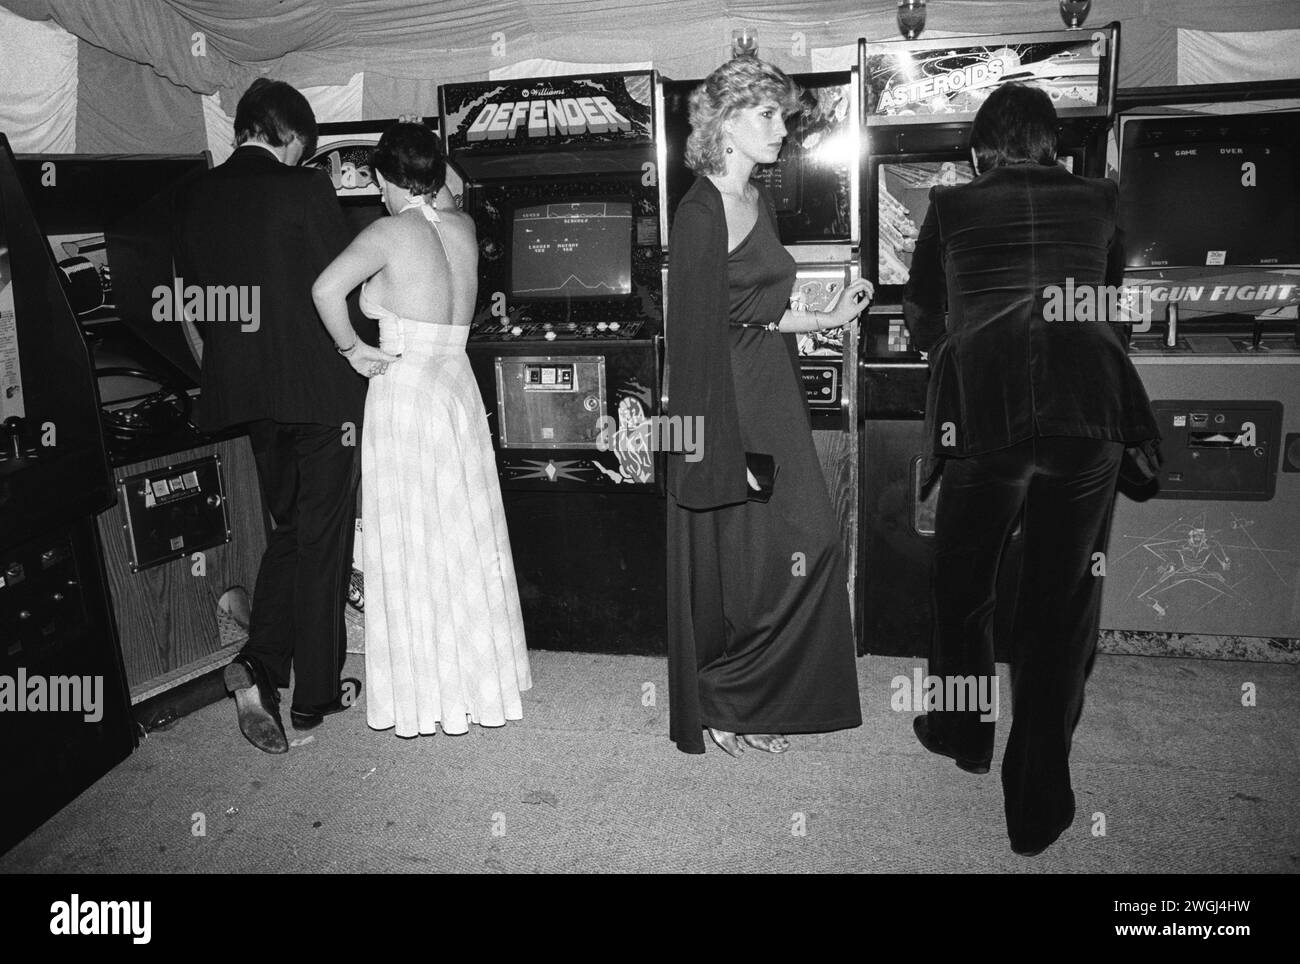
929;435;1123;849
242;419;360;711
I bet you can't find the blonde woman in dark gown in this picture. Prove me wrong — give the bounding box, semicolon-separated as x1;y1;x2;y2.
665;57;872;756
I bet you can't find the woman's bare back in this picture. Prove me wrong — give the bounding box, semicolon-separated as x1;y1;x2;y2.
366;205;478;327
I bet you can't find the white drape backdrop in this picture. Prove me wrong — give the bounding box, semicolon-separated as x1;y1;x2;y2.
2;1;1299;154
0;6;77;152
1177;27;1300;84
202;72;364;165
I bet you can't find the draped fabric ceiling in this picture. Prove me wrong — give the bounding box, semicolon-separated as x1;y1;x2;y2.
2;0;1300;155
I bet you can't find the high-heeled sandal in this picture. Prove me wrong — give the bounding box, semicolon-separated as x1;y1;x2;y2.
708;727;743;758
741;733;790;753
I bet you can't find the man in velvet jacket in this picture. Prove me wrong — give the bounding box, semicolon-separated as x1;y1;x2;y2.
174;79;368;753
903;84;1159;855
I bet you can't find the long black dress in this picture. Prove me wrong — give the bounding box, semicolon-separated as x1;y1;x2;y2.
666;176;861;754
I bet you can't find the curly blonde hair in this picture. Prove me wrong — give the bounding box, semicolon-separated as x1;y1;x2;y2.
685;56;801;175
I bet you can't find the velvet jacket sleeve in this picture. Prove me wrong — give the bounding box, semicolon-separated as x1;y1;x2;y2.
664;180;749;510
901;187;947;353
301;170;378;346
900;186;950;488
1102;179;1132;346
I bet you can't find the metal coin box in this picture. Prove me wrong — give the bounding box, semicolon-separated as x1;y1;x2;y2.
495;355;607;450
116;454;231;572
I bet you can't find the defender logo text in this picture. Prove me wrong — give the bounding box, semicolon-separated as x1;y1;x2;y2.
467;97;632;141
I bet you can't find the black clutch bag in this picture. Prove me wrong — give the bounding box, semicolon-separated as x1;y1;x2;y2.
745;452;779;503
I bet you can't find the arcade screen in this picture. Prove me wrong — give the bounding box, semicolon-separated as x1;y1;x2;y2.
875;154;1079;289
876;157;975;288
510;199;633;299
1119;112;1300;269
752;75;856;243
15;155;211;325
662;72;856;245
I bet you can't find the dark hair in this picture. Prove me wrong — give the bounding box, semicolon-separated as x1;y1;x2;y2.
371;123;446;197
234;78;318;158
969;83;1059;173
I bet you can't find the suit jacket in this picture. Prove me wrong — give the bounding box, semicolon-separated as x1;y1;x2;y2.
903;163;1159;469
174;145;371;431
664;176;804;510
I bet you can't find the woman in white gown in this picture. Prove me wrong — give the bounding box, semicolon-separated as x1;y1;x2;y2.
312;122;531;737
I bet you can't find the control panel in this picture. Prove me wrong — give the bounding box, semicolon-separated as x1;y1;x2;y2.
470;316;647;342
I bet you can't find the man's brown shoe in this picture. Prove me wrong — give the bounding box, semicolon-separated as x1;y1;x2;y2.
224;656;288;754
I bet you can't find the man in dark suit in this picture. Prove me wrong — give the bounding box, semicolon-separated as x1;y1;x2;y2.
175;79;369;753
903;84;1160;855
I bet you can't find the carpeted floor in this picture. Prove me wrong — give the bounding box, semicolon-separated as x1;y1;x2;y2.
2;651;1297;873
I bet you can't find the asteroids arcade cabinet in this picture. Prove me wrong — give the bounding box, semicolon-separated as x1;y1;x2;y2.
439;72;666;653
856;24;1122;658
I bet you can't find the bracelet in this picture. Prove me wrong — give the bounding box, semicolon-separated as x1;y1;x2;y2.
336;339;359;356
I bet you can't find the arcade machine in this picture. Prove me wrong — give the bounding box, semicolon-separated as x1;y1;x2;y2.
14;150;270;723
1098;82;1300;657
856;23;1122;657
306;116;456;236
0;135;135;852
659;69;864;621
439;72;666;654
